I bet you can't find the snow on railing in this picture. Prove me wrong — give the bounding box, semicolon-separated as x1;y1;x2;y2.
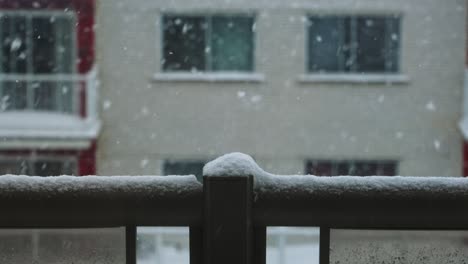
0;175;202;227
1;152;468;264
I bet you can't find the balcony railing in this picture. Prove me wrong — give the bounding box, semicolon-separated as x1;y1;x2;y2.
0;153;468;264
0;67;99;120
0;67;100;141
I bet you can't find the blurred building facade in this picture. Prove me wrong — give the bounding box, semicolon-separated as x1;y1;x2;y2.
96;0;466;178
0;0;99;176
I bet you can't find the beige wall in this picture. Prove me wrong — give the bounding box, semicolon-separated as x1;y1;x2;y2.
96;0;466;176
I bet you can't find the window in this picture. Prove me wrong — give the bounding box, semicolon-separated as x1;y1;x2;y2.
308;15;400;73
0;12;76;113
163;160;206;182
162;15;254;72
0;156;77;176
305;160;397;176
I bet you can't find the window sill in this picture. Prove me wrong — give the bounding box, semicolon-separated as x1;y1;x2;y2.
152;72;265;83
298;74;410;84
0;111;101;140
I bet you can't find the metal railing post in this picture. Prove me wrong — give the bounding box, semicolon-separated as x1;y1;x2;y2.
190;227;203;264
204;175;253;264
253;226;266;264
126;226;137;264
319;227;330;264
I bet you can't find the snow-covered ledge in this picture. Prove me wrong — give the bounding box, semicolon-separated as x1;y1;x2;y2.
0;111;101;149
203;152;468;197
152;72;265;83
298;73;410;84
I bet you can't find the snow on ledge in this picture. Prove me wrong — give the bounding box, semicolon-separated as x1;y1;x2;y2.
152;72;265;83
298;73;410;84
204;153;468;199
0;175;201;199
204;153;266;177
203;152;274;187
0;111;101;139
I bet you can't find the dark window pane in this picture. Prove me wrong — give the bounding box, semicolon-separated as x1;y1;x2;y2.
163;16;206;71
307;160;397;177
353;161;378;176
58;81;74;113
34;160;75;176
53;16;74;74
32;17;56;73
379;163;397;176
1;15;27;74
308;17;346;72
356;17;387;72
305;161;333;176
336;162;350;176
385;17;400;73
0;160;28;175
163;161;205;182
2;81;27;110
211;16;253;71
33;81;57;111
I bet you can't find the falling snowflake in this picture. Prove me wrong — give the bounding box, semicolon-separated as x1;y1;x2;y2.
434;140;441;151
10;38;22;52
140;159;149;168
425;101;436;111
103;100;112;110
237;91;246;98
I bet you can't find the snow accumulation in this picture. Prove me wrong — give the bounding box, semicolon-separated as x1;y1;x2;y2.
0;111;101;139
204;152;267;177
204;153;468;198
203;152;274;187
0;175;201;199
153;72;265;82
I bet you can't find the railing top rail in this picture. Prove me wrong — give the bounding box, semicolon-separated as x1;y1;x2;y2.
0;175;203;228
205;153;468;229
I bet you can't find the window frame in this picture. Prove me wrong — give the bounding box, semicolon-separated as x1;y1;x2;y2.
305;159;398;176
306;14;402;75
0;10;78;113
160;13;256;74
0;153;78;176
163;159;207;182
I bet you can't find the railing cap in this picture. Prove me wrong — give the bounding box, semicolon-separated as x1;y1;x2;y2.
203;152;268;179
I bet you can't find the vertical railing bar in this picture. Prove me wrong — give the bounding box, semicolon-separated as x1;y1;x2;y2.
204;175;253;264
126;225;137;264
189;226;203;264
253;226;267;264
319;227;330;264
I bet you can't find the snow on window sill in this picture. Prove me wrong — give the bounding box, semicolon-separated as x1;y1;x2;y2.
0;111;101;140
298;74;410;84
152;72;265;83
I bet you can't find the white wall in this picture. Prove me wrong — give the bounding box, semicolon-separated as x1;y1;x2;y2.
96;0;466;176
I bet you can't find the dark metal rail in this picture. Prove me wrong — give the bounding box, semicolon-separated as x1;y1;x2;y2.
1;153;468;264
0;175;203;227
